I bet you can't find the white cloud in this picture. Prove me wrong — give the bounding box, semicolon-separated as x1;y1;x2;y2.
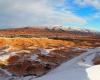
93;11;100;18
0;0;86;27
75;0;100;9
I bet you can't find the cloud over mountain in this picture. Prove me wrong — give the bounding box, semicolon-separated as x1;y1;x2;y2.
0;0;86;27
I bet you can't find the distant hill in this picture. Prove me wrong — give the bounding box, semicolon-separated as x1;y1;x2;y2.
0;26;99;40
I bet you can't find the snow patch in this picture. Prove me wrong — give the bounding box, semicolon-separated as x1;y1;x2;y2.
38;48;50;55
86;65;100;80
0;54;10;62
30;54;38;60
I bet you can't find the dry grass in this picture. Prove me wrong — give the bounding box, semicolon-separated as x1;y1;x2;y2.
0;37;99;50
0;38;75;50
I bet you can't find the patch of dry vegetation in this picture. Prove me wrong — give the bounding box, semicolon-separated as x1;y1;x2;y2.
0;38;75;50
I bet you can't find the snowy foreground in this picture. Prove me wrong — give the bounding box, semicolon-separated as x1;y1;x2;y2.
0;47;100;80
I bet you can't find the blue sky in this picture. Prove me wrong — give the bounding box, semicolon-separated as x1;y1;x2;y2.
0;0;100;31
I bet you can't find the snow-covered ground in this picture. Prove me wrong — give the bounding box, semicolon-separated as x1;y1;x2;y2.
33;47;100;80
86;65;100;80
0;47;100;80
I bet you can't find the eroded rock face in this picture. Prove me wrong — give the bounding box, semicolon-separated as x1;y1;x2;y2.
6;60;48;77
0;45;86;78
0;49;55;77
92;54;100;65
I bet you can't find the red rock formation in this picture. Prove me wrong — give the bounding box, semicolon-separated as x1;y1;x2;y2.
6;60;48;77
